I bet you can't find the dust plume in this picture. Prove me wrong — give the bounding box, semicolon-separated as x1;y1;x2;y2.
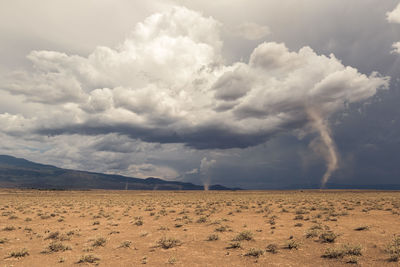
200;157;216;191
203;182;209;191
307;108;339;188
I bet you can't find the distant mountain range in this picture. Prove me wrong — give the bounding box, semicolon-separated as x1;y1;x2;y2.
0;155;238;190
1;155;398;191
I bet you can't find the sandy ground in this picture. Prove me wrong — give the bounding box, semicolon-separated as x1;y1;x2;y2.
0;189;400;266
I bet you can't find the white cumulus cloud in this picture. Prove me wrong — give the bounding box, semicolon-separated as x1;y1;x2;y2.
387;3;400;23
392;42;400;54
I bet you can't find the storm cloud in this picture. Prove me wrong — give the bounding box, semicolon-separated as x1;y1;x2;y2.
0;7;389;151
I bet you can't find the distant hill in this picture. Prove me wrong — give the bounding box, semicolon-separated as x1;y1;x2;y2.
0;155;237;190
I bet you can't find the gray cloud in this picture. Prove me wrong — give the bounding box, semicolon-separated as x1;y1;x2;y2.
212;65;253;101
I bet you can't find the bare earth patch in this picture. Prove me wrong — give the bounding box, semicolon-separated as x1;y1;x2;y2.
0;189;400;266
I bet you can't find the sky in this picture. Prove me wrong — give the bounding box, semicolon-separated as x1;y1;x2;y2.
0;0;399;189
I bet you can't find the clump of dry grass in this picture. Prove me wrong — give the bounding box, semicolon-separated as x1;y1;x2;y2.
266;243;278;254
119;240;132;248
167;256;177;264
91;237;107;247
233;231;253;241
226;241;242;249
322;244;362;259
386;236;400;262
134;216;143;226
77;254;100;264
157;237;182;249
319;231;338;243
45;231;60;240
196;216;207;223
245;248;264;258
346;256;359;264
343;244;363;256
207;234;219;241
305;229;319;238
43;241;72;253
2;225;15;231
294;215;304;220
215;225;229;232
9;248;29;258
285;239;301;250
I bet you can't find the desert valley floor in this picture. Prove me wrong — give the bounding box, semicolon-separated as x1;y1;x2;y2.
1;189;400;266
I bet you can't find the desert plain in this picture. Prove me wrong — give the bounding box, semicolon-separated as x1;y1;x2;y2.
0;189;400;266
